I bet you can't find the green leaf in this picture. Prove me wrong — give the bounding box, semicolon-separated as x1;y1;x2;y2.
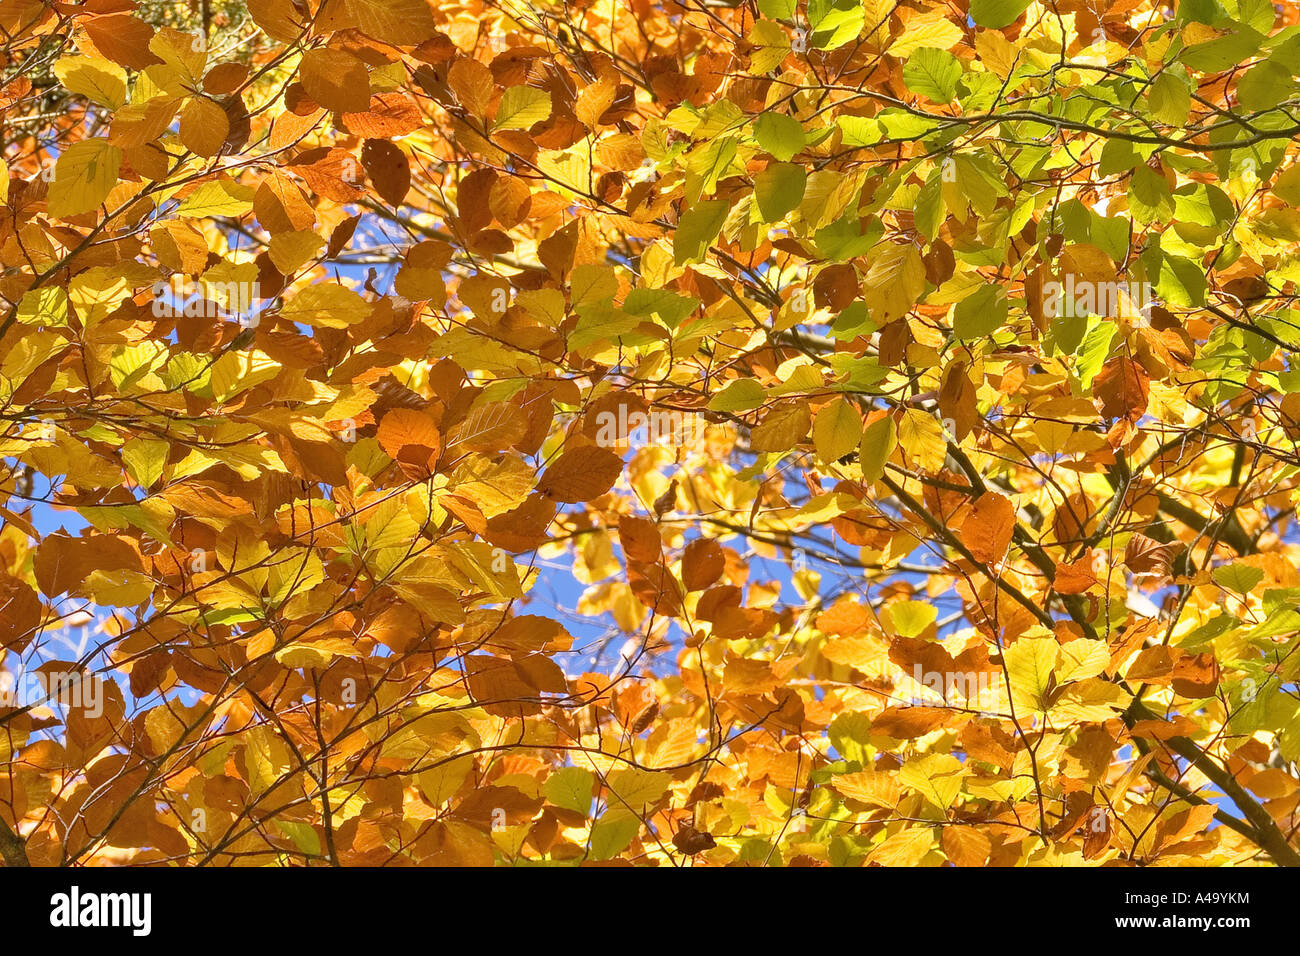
754;112;805;161
814;213;883;261
1129;164;1174;224
757;0;796;20
495;85;552;130
673;199;729;265
953;285;1008;340
969;0;1031;29
16;287;69;327
1148;70;1191;125
589;809;640;860
1180;28;1264;73
544;767;596;814
885;600;936;638
1213;562;1264;594
913;175;945;241
1072;316;1116;387
275;820;321;857
708;378;766;412
808;0;865;51
1144;248;1207;308
903;47;961;103
1172;182;1233;229
1237;58;1294;113
623;288;700;328
753;162;806;222
836;115;882;147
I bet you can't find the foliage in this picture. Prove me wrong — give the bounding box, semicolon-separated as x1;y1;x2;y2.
2;0;1300;867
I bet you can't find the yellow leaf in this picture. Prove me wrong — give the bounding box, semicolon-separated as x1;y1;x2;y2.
1056;638;1110;683
495;85;552;131
449;57;493;119
176;180;255;218
897;409;947;472
179;96;230;157
122;437;168;488
1050;679;1129;723
863;244;924;321
343;0;436;44
867;827;935;866
16;287;68;327
1005;636;1058;714
858;414;897;483
418;755;474;807
47;139;122;218
888;12;964;58
299;48;370;113
82;569;154;607
750;400;812;453
831;770;900;809
281;282;373;328
268;230;325;274
211;349;281;402
606;767;671;810
898;753;965;811
54;56;128;109
813;397;863;464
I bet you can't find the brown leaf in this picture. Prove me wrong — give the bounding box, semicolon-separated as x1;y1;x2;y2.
537;445;623;502
1094;356;1150;421
299;48;371;114
342;93;422;138
483;493;557;553
960;491;1015;565
870;706;951;739
361;138;410;206
1053;557;1099;594
618;515;661;564
671;824;717;855
681;538;724;591
1170;651;1220;699
1124;533;1179;577
653;479;678;517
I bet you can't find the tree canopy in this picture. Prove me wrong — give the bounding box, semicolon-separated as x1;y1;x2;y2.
3;0;1300;867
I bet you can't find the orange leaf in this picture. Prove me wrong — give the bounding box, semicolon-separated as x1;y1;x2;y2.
537;445;622;502
376;408;441;468
960;491;1015;565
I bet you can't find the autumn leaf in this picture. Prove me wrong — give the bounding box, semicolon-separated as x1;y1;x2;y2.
2;0;1298;876
960;491;1015;565
537;446;623;502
